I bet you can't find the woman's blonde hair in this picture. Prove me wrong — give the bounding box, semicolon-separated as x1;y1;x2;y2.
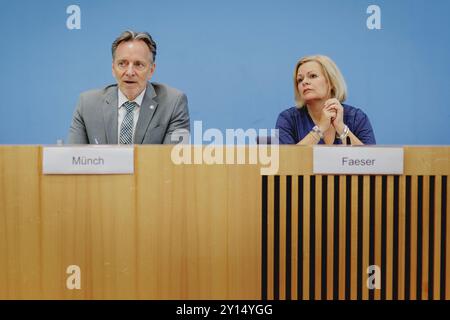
293;55;347;107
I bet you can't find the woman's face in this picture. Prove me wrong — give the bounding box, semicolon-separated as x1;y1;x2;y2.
297;61;330;104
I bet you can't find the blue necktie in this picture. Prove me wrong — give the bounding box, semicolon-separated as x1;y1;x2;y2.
119;101;137;144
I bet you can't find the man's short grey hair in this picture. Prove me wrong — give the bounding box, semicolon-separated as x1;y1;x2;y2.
111;30;157;62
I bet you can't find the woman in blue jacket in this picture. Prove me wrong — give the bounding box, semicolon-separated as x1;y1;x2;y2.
276;55;376;145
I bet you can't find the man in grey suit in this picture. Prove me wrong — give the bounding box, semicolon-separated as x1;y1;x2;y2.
68;30;190;144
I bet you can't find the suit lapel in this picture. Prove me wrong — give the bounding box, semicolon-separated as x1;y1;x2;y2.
134;83;158;144
103;86;119;144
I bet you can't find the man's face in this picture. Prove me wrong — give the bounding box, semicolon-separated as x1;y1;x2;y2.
112;40;156;100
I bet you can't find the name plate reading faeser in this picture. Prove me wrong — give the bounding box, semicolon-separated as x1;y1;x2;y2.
313;146;403;174
43;146;134;174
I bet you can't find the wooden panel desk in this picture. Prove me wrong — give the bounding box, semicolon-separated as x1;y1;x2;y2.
0;146;449;300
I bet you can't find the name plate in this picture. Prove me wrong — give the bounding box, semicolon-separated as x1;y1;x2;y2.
43;146;134;174
313;146;403;174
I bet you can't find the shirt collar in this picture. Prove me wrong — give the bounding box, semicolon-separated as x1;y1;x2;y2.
118;87;146;109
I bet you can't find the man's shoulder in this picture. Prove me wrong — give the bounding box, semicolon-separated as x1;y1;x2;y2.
79;84;117;99
150;82;185;98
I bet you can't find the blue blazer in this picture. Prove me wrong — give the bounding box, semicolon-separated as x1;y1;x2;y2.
275;104;376;144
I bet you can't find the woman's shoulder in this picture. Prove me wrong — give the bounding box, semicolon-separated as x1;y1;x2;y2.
343;103;369;119
343;103;361;113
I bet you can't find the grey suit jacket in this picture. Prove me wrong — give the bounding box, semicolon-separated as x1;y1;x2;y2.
68;82;190;144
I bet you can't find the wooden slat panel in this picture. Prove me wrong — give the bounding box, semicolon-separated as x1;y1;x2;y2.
267;175;274;300
339;176;346;300
374;176;382;300
279;176;286;300
398;176;406;300
410;176;418;300
303;175;310;300
386;176;394;299
351;176;358;300
362;176;371;300
434;176;442;300
422;176;430;299
291;176;299;300
315;175;322;300
327;175;334;300
446;176;450;300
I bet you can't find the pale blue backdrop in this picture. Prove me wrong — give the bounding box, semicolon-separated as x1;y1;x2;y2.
0;0;449;144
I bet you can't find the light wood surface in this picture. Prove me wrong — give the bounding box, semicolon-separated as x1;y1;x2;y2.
0;145;449;300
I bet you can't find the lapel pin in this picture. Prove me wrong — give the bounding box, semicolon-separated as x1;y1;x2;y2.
150;105;155;110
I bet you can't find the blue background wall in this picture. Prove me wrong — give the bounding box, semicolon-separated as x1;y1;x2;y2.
0;0;449;144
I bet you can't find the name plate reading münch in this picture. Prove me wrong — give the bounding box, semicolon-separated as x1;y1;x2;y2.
43;146;134;174
313;146;403;175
